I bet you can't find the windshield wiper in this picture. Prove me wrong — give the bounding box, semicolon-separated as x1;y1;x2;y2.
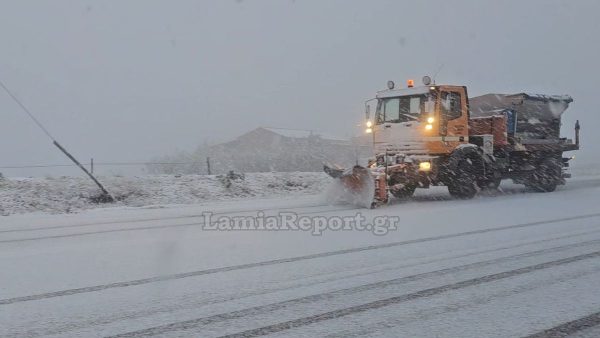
399;113;419;121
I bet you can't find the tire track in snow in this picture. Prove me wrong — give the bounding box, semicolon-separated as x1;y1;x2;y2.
326;266;600;338
3;210;600;246
0;206;356;243
21;229;600;338
215;251;600;338
0;203;337;234
1;213;599;305
105;241;600;338
3;211;600;245
525;312;600;338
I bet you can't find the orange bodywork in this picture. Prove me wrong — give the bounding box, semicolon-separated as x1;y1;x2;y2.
338;166;372;192
374;173;388;203
469;115;508;146
423;85;470;155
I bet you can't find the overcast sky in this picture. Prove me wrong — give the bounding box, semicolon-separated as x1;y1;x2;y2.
1;0;599;176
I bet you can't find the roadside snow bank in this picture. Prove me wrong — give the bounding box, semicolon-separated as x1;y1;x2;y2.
0;172;330;215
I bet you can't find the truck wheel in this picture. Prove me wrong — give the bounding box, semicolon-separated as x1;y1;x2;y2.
525;158;561;192
478;177;501;190
447;159;479;199
390;184;417;199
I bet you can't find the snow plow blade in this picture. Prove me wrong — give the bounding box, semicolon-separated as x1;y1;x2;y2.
323;164;377;208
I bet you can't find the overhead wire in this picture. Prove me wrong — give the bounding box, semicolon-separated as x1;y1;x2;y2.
0;78;55;141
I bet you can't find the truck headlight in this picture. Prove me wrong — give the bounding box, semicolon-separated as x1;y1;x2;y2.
425;124;433;130
366;120;373;128
419;161;431;171
366;128;373;134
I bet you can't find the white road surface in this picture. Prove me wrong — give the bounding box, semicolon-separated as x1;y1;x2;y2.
2;177;600;337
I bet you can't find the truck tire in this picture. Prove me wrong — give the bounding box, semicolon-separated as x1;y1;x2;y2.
390;184;417;199
446;146;485;199
447;158;479;199
477;177;501;190
525;157;561;192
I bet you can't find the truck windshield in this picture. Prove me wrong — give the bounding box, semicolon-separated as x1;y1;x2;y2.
375;94;433;124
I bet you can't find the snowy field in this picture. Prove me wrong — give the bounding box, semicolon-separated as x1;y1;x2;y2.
0;172;329;216
2;174;600;337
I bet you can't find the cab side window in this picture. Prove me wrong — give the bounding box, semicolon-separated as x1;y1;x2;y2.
441;92;462;120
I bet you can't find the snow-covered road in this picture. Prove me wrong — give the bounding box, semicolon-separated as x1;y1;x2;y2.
2;177;600;337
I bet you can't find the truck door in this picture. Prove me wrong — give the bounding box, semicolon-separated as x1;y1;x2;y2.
439;88;468;142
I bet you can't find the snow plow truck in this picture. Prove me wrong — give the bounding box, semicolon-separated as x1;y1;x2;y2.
324;76;581;208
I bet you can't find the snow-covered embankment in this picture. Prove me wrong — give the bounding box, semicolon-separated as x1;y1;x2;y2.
0;172;330;215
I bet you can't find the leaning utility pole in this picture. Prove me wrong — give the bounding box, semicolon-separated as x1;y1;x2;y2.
0;78;114;202
52;141;112;201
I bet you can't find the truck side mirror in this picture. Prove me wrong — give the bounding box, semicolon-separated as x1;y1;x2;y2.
365;105;371;120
